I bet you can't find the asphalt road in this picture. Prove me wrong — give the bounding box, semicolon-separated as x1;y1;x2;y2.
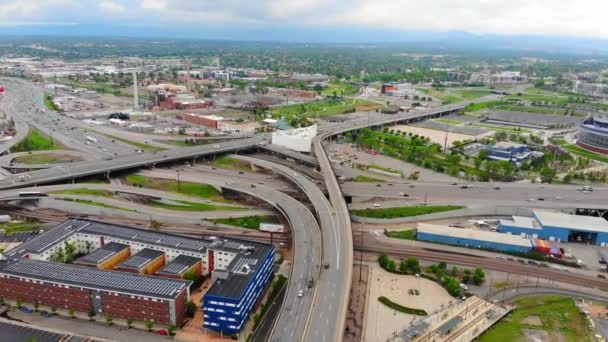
138;169;322;342
342;181;608;209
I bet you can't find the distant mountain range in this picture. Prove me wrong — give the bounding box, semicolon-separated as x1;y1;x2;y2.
0;24;607;56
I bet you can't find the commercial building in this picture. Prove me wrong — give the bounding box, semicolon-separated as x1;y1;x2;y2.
381;83;414;97
203;240;275;335
271;125;317;152
499;210;608;245
487;141;539;163
180;113;223;129
416;223;533;253
218;121;260;135
577;116;608;155
574;81;608;98
2;219;275;331
470;71;528;85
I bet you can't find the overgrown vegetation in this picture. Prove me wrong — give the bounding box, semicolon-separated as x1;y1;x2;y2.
145;199;242;212
252;274;288;330
352;205;464;219
477;296;593;342
384;229;416;240
125;174;229;202
96;132;164;152
57;198;137;212
12;130;57;152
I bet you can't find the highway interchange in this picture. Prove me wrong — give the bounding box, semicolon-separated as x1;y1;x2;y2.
1;78;608;342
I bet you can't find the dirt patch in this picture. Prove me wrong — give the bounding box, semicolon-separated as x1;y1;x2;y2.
392;124;478;147
524;329;550;342
344;264;369;342
521;315;542;326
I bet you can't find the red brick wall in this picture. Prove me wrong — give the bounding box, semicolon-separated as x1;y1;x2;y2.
102;292;171;325
173;287;189;326
577;141;608;155
0;276;91;312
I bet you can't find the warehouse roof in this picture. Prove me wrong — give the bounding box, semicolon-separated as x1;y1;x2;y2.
158;255;200;275
5;220;81;258
534;210;608;233
499;216;541;230
417;223;532;248
117;248;164;270
0;259;190;299
74;242;130;266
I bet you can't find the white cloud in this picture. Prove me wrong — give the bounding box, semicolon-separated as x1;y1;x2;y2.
98;1;126;14
140;0;167;11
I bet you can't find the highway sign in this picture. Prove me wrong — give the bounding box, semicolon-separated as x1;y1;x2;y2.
260;223;284;233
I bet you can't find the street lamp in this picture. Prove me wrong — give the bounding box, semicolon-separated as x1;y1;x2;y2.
176;168;181;192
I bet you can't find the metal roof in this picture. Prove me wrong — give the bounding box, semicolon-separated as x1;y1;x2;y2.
5;220;86;257
0;259;190;299
158;255;200;275
117;248;164;270
417;223;533;248
74;242;129;266
534;210;608;233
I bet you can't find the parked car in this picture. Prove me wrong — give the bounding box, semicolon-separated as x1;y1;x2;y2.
40;310;52;318
156;330;168;336
19;306;33;314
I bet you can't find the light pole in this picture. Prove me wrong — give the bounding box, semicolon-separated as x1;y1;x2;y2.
176;168;181;192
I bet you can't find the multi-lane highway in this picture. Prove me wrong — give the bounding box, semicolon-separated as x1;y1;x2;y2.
342;181;608;209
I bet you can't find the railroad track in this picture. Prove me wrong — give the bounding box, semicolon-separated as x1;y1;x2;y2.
356;244;608;291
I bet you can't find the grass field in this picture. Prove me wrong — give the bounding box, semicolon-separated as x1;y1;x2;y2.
417;88;462;104
477;296;593;342
368;164;404;176
210;215;276;230
452;88;492;100
322;80;360;96
211;156;254;172
563;144;608;163
44;93;59;111
12;130;57;152
13;154;65;164
57;198;137;212
384;229;416;240
125;174;229;202
353;175;385;183
145;199;241;212
549;137;568;146
351;205;464;219
0;221;41;235
51;189;115;197
270;98;379;118
378;296;427;316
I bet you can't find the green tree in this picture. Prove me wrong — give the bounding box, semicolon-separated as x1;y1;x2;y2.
387;259;397;272
540;167;557;183
378;253;390;269
16;298;22;308
51;306;57;314
168;325;177;336
127;318;134;329
406;257;420;273
68;308;75;318
105;315;113;326
473;268;486;285
451;266;458;277
438;261;447;270
33;301;39;312
186;300;197;317
399;260;408;273
145;320;154;332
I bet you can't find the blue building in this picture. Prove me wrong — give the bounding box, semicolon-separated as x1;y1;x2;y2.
487;141;537;163
203;242;275;336
499;210;608;245
416;223;533;253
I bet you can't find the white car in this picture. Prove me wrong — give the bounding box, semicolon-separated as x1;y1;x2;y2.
213;144;220;148
297;290;303;298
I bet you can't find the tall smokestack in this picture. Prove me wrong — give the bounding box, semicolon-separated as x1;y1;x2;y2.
132;71;139;110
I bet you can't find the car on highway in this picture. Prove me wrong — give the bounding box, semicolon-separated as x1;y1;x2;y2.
40;310;53;318
324;263;330;269
297;290;303;298
373;203;381;207
376;184;381;187
578;186;593;192
213;144;220;148
537;197;545;201
493;186;501;190
460;185;471;189
398;192;408;197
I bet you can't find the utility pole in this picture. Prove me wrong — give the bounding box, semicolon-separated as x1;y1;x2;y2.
176;169;181;192
359;224;365;282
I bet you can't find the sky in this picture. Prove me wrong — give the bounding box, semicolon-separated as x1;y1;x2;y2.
1;0;608;42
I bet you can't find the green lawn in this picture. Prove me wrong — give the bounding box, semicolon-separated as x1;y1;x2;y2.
563;144;608;163
464;100;513;112
353;175;385;183
211;156;254;172
13;154;64;164
125;174;229;202
433;118;463;125
44;93;58;111
12;130;57;152
384;229;416;240
145;199;241;212
477;296;593;342
351;205;464;219
321;80;360;96
56;198;137;212
95;132;164;152
51;189;115;197
0;221;41;235
549;137;568;146
210;215;277;230
452;88;492;100
270;98;379;118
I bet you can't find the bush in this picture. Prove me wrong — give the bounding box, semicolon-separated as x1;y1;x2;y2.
378;296;427;316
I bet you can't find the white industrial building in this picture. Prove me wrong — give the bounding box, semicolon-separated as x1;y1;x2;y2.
271;125;317;152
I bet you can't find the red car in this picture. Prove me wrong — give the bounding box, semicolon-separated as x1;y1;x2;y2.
156;330;168;336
